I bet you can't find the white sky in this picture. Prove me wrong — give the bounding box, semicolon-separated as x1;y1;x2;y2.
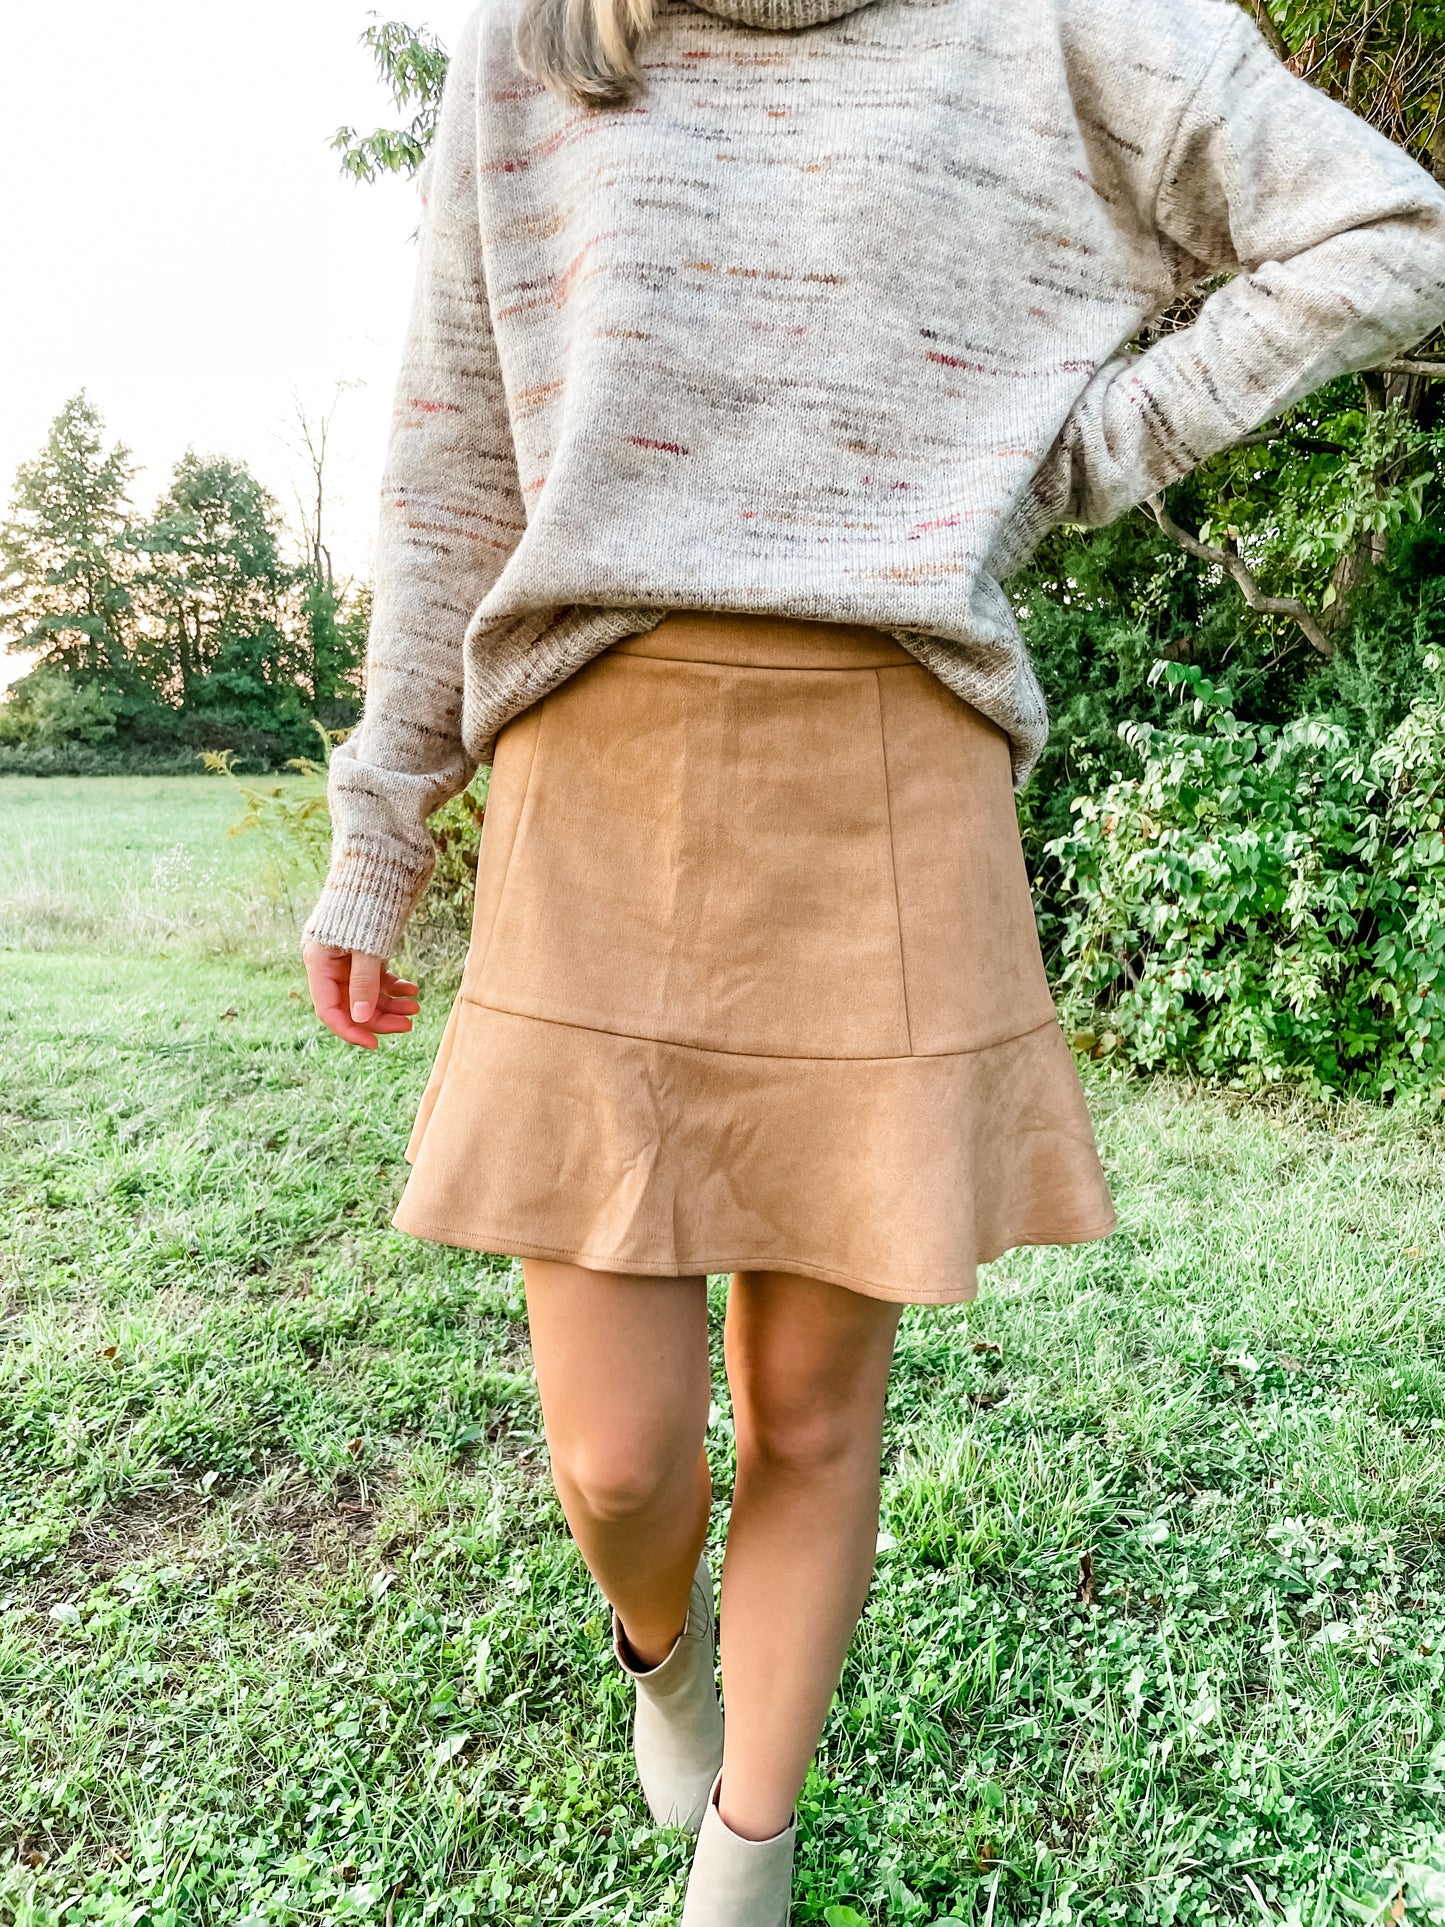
2;0;475;688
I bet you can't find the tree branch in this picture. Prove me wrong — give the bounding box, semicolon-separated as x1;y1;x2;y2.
1146;494;1334;658
1376;357;1445;377
1233;431;1351;456
1247;1;1293;64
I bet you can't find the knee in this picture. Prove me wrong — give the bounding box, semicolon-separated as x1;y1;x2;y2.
735;1400;857;1482
557;1442;689;1525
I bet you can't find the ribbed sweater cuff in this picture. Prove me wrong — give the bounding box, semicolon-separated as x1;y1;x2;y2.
301;846;430;959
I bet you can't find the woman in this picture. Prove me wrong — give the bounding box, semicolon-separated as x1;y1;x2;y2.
302;0;1445;1912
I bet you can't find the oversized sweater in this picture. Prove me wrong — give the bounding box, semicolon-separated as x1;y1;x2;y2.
304;0;1445;960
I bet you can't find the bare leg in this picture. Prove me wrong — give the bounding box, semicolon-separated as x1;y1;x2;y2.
718;1269;903;1841
522;1258;713;1667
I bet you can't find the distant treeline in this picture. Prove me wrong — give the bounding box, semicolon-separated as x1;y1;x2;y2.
0;395;369;773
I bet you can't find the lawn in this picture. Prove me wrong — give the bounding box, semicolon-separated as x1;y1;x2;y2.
0;775;303;957
2;776;1444;1927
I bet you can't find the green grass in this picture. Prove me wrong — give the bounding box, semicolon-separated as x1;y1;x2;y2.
2;777;1445;1926
0;774;313;957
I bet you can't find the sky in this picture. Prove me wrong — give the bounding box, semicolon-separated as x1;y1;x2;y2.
2;0;476;687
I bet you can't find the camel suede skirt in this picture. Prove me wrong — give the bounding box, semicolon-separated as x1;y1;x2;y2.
393;612;1116;1303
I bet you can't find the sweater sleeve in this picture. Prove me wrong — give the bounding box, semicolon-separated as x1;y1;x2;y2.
1047;5;1445;531
303;8;526;959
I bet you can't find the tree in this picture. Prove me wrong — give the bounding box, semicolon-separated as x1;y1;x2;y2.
136;453;306;726
0;397;367;766
286;388;368;711
0;392;138;680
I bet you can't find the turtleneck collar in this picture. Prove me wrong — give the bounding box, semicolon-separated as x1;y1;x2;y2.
685;0;879;30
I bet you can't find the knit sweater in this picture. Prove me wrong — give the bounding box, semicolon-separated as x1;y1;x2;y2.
304;0;1445;960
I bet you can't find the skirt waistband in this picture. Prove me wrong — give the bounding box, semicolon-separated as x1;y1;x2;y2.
607;611;918;670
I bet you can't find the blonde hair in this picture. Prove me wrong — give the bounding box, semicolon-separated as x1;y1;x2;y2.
514;0;659;106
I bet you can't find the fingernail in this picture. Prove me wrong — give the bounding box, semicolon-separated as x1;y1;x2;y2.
352;1002;373;1023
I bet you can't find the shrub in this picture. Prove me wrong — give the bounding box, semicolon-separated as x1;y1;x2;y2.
1046;659;1445;1098
0;662;119;747
0;741;205;776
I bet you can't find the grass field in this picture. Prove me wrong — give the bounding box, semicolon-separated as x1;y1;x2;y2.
0;775;308;959
2;776;1445;1927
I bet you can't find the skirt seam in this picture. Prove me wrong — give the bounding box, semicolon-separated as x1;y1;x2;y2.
452;997;1064;1063
873;667;915;1054
469;708;542;989
606;647;922;672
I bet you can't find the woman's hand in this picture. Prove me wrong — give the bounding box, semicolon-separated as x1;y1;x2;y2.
303;943;421;1050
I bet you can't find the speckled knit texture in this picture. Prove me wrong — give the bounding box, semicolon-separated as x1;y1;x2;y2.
304;0;1445;959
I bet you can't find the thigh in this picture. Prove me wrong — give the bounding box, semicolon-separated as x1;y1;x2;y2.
522;1258;712;1466
724;1269;903;1443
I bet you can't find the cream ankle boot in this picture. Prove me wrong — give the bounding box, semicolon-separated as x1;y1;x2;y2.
680;1769;797;1926
611;1553;724;1834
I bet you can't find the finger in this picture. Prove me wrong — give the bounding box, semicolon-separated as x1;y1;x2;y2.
382;973;419;996
376;994;420;1015
303;947;349;1020
316;1003;379;1049
349;953;385;1026
367;1014;414;1034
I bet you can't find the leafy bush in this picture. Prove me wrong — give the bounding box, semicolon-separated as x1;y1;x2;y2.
0;662;345;773
1046;660;1445;1099
1323;519;1445;745
0;661;118;746
0;741;205;776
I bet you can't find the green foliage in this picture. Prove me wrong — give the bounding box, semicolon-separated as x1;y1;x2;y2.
1046;659;1445;1097
1012;0;1445;914
202;731;340;926
0;661;118;747
332;18;450;184
0;740;206;777
1181;389;1445;647
136;451;305;707
1319;518;1445;741
1264;405;1439;576
304;575;367;720
1017;492;1245;870
1019;379;1445;1081
1258;0;1445;171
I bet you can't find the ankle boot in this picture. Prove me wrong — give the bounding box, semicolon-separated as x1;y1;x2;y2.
612;1552;724;1834
680;1768;797;1926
